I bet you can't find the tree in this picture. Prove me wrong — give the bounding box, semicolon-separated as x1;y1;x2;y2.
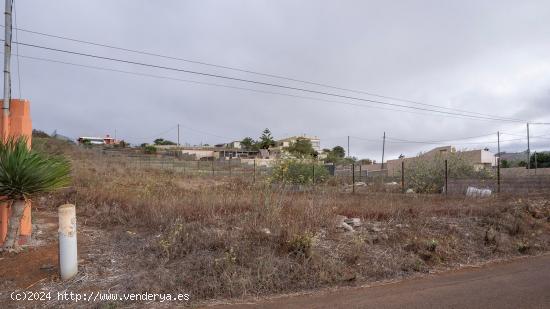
1;137;71;252
154;138;176;146
241;137;258;151
258;128;275;149
115;140;129;148
331;146;345;158
270;158;329;184
358;158;373;165
324;145;346;163
404;153;493;193
285;138;317;157
500;159;510;168
530;152;550;168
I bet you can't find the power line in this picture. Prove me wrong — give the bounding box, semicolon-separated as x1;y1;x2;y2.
501;131;550;141
11;51;525;123
126;125;178;142
177;123;238;141
349;132;550;147
386;132;497;144
0;24;526;122
6;39;527;123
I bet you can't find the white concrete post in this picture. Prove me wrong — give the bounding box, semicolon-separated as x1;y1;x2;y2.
58;204;78;280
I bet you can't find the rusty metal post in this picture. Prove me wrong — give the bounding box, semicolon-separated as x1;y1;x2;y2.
445;159;448;195
312;162;315;185
401;161;405;193
352;163;355;194
497;157;501;193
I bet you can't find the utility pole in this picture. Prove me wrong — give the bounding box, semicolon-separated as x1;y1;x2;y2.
497;131;501;193
497;131;500;160
2;0;12;139
381;132;386;170
177;123;180;147
347;135;350;158
527;123;530;169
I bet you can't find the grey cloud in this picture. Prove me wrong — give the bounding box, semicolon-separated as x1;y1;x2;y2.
6;0;550;160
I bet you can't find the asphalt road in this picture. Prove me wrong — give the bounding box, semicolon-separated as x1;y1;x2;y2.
209;254;550;309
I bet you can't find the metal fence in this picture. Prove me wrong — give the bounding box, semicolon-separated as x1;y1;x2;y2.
78;148;549;194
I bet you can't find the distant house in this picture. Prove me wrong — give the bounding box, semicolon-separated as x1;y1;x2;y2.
274;135;321;152
385;146;496;176
174;146;258;160
214;141;242;149
77;134;117;145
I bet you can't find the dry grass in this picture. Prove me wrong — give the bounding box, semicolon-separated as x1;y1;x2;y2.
36;143;550;303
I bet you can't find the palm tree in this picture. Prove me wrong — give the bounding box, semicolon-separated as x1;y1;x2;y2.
0;137;71;252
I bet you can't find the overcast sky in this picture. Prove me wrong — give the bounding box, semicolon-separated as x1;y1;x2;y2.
7;0;550;160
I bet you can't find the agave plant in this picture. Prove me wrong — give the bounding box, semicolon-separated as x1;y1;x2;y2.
0;137;71;252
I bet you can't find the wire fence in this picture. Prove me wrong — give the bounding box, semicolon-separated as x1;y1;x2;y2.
77;147;550;195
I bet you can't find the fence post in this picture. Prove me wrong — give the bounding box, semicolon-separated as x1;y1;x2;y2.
312;163;315;185
229;157;232;177
444;159;448;195
59;204;78;280
497;157;501;193
212;160;214;176
253;159;256;183
401;161;405;193
352;163;355;194
534;151;538;174
359;164;362;182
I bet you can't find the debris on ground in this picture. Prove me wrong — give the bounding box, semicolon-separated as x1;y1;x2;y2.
344;218;362;227
466;186;492;197
336;215;355;232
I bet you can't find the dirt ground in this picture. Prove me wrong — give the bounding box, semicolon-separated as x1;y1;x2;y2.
206;254;550;309
2;193;549;308
1;205;132;308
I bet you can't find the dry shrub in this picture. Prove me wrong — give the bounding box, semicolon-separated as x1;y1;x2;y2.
35;147;550;303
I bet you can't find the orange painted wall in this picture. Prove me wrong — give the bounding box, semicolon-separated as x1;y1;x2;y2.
0;99;32;245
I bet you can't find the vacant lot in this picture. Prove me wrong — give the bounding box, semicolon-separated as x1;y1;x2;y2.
2;142;550;307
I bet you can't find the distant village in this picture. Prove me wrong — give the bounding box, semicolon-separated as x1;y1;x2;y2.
50;126;548;176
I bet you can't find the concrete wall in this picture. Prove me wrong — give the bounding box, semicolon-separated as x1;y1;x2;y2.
180;149;217;159
499;167;550;177
446;175;550;194
241;158;274;167
1;99;33;245
385;148;496;177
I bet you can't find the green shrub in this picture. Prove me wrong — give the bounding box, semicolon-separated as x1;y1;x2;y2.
403;152;493;193
286;233;313;258
270;158;329;184
144;145;157;154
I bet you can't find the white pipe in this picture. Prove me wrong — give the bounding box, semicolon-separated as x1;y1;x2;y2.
58;204;78;280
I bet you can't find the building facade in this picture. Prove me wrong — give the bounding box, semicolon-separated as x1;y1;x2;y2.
385;146;497;176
